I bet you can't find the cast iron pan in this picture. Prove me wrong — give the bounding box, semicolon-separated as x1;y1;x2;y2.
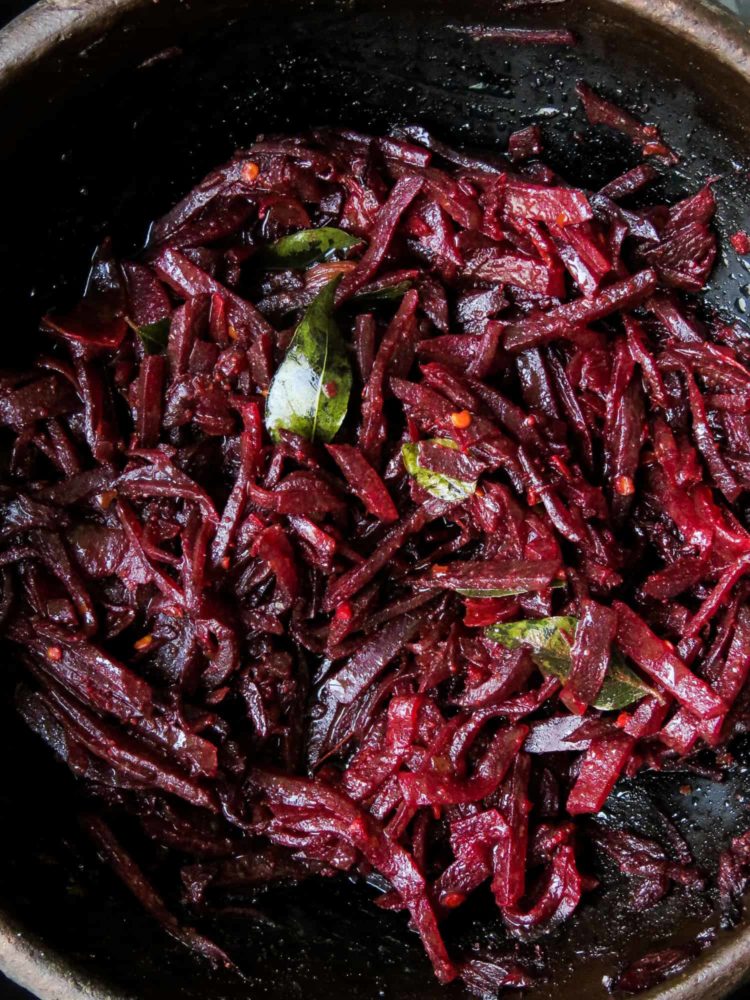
2;1;750;998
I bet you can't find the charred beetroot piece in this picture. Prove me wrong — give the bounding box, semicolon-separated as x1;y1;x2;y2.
2;87;750;996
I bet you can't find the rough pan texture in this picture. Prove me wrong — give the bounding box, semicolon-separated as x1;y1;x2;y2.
4;83;750;998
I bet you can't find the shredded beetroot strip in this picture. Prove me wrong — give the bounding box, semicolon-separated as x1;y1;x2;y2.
2;94;750;997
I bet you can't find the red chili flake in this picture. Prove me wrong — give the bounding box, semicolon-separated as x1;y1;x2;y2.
227;323;239;341
406;416;420;442
680;784;693;796
523;414;537;427
162;605;184;619
527;489;540;505
133;634;154;651
323;380;339;398
348;815;369;839
206;686;230;705
334;601;354;621
643;141;669;157
614;475;635;496
242;161;260;183
221;556;231;571
450;409;472;429
556;211;569;227
98;490;117;510
442;892;466;909
432;564;449;576
46;646;62;662
731;231;750;255
614;711;631;729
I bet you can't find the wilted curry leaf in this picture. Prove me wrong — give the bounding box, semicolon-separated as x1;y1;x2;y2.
263;227;362;269
135;317;170;355
485;615;655;711
402;438;476;503
458;580;566;598
265;275;352;443
353;280;413;307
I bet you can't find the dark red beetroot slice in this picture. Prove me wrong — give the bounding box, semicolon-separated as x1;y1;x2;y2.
326;446;398;523
123;261;173;326
430;557;560;593
152;248;274;387
576;80;679;164
503;269;658;351
613;603;726;719
251;770;457;983
700;607;750;744
82;814;235;969
620;695;671;740
134;355;166;449
565;599;617;713
343;694;424;800
566;731;636;815
508;125;543;163
504;181;593;226
337;174;423;300
459;25;577;46
398;724;528;805
434;809;509;911
599;163;660;201
614;947;696;995
501;844;582;933
359;289;420;461
491;752;531;907
321;500;446;612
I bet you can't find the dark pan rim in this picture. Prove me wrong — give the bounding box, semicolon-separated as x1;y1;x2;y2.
1;0;750;998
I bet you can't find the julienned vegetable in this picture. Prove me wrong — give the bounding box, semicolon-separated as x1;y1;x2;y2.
3;84;750;998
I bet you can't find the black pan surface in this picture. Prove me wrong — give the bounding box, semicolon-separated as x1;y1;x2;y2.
2;1;750;998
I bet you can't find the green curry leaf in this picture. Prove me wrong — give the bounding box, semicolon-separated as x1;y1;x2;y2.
263;227;362;269
402;438;477;503
135;317;170;355
457;580;566;599
352;280;413;306
485;615;655;711
264;275;352;444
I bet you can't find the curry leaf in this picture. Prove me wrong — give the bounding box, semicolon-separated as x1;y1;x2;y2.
135;317;170;355
402;438;476;503
352;280;413;306
457;580;566;598
263;227;362;269
485;615;655;711
265;275;352;443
